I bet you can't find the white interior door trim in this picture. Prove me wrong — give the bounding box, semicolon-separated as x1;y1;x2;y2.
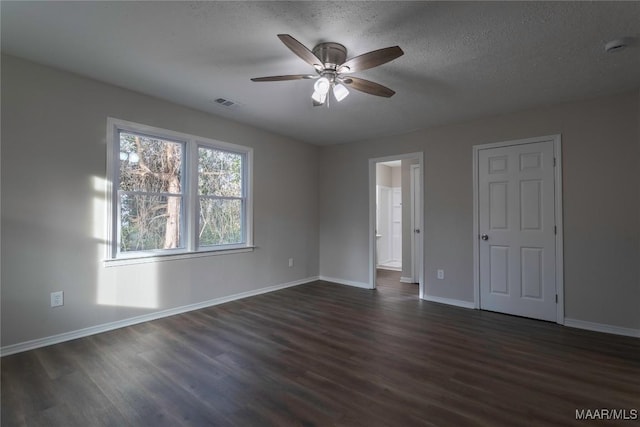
472;135;564;323
369;152;424;297
376;185;392;266
410;164;422;283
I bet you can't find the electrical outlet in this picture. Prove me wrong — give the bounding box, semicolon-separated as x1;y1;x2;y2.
437;269;445;280
288;258;294;268
51;291;64;307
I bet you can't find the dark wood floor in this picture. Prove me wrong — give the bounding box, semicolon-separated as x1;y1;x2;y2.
2;272;639;426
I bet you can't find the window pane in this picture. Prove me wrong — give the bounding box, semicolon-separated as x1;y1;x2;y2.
119;132;183;193
199;198;242;246
198;147;242;197
120;193;183;252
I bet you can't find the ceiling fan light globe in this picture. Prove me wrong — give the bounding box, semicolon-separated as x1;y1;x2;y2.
333;83;349;102
311;90;326;104
313;77;331;95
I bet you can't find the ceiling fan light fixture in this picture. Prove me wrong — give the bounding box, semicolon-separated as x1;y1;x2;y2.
311;90;327;104
313;77;331;95
333;83;349;102
252;34;404;106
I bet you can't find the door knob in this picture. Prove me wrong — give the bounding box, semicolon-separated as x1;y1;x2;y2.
415;229;421;234
481;234;489;241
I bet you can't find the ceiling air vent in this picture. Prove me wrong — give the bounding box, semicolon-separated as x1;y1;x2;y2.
213;97;240;110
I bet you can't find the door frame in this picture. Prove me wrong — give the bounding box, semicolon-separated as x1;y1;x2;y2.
472;135;564;324
376;185;393;266
368;152;424;297
410;164;422;283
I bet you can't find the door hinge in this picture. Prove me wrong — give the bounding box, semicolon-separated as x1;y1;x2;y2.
554;225;557;235
555;294;558;304
553;157;557;167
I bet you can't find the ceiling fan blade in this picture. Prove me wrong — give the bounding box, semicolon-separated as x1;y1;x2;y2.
277;34;324;70
338;46;404;74
251;74;317;82
342;77;396;97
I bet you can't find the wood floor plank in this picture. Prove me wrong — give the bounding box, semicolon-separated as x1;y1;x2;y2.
2;271;639;426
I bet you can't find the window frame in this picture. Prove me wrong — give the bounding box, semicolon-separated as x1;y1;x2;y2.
106;118;253;264
195;144;248;250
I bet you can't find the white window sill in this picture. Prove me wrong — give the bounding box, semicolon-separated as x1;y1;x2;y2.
104;246;256;267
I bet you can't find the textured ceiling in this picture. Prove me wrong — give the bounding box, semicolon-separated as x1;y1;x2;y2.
2;1;639;145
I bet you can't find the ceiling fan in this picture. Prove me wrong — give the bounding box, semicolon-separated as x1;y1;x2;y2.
251;34;404;106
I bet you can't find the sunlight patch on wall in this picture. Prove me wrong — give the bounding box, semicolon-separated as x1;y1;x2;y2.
92;176;108;241
97;265;159;309
94;176;159;309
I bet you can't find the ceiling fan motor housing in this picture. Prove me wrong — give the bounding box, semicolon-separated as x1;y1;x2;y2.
312;42;347;70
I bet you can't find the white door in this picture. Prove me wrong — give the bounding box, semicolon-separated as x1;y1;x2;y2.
376;186;391;265
391;188;402;264
410;164;422;283
478;140;557;321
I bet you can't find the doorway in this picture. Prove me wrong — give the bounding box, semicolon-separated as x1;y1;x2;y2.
369;153;424;297
376;160;402;271
473;135;564;323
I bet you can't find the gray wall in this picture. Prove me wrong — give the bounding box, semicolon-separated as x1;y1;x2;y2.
1;55;320;347
319;90;640;330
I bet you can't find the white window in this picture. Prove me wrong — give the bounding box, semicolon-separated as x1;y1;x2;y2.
107;118;252;261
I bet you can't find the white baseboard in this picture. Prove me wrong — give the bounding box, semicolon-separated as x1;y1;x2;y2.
422;294;475;309
319;276;372;289
0;276;319;357
563;318;640;338
400;276;416;284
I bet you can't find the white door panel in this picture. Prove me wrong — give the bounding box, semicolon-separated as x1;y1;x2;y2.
391;188;402;263
376;186;391;265
479;140;556;321
411;165;422;284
